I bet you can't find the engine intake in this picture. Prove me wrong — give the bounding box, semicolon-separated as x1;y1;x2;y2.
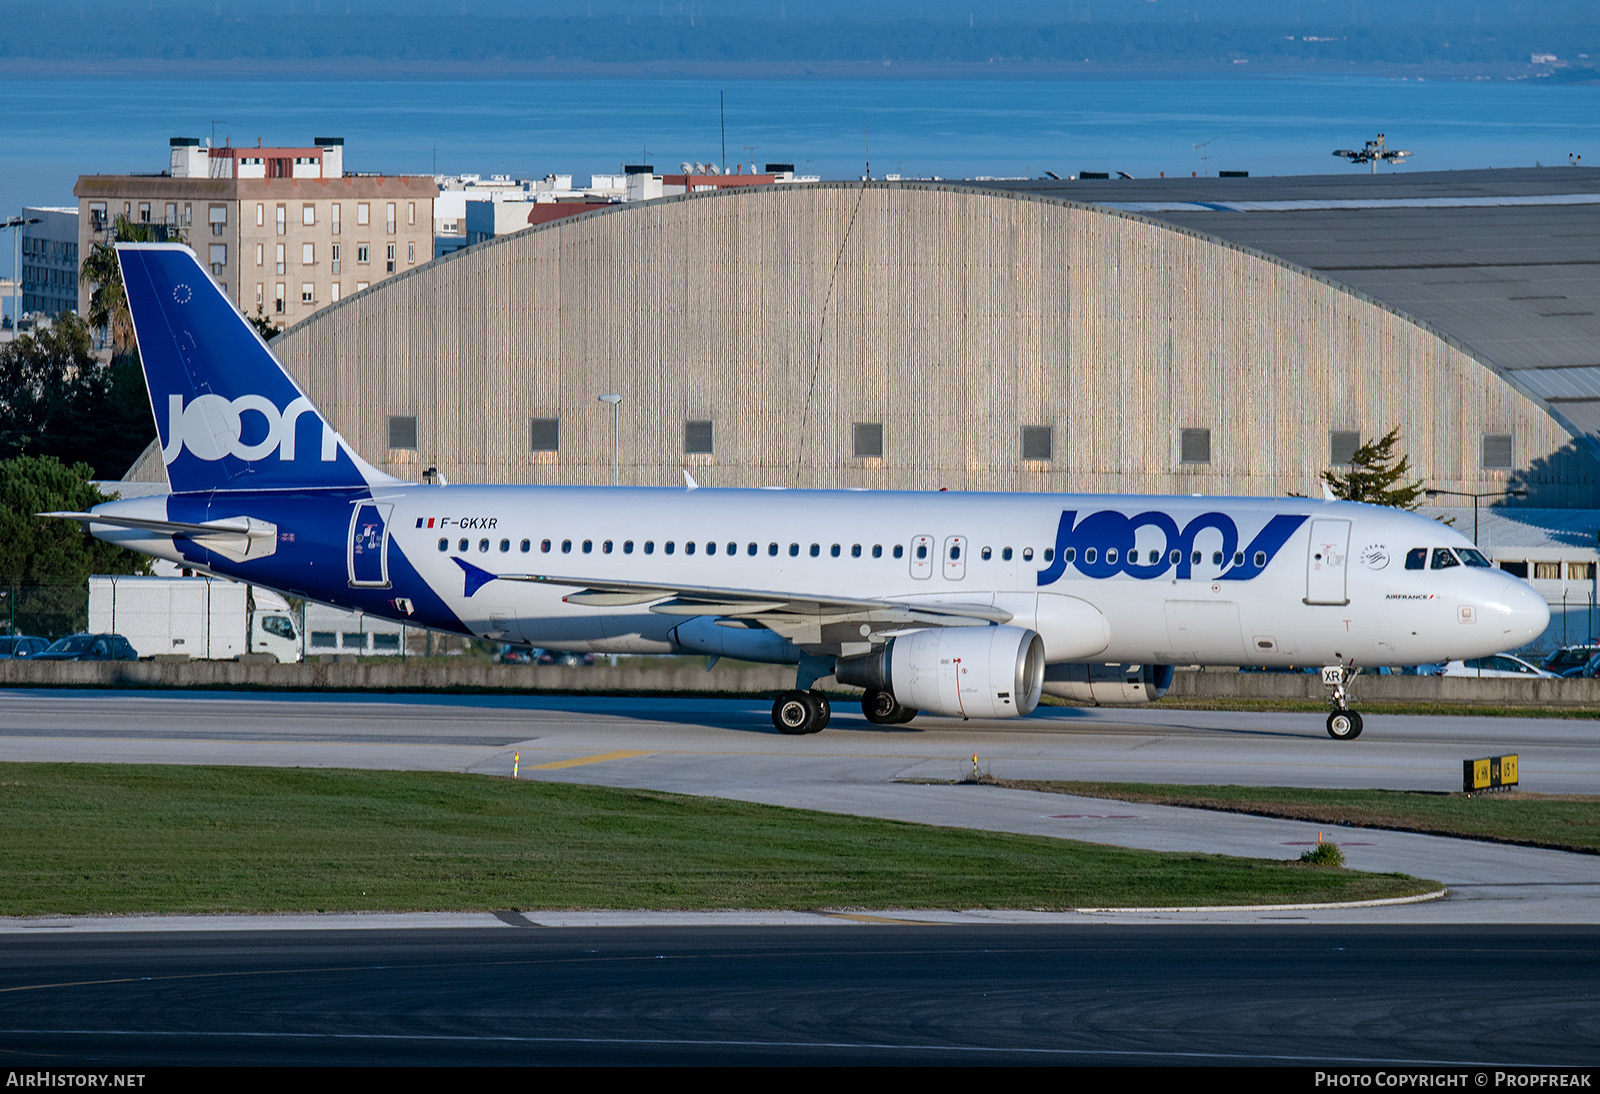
836;625;1045;719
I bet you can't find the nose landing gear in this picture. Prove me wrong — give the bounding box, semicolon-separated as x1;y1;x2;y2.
1321;665;1363;740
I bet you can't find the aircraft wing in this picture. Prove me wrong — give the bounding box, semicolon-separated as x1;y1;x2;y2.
451;557;1012;633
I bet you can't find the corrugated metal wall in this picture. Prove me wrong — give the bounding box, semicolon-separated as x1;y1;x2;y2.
133;182;1596;505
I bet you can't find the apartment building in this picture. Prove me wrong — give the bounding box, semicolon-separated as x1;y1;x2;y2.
19;207;79;320
75;137;437;330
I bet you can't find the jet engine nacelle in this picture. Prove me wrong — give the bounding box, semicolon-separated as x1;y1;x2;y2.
835;625;1045;720
1041;662;1174;706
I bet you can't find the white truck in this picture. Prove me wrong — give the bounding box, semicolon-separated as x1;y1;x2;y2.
88;575;302;662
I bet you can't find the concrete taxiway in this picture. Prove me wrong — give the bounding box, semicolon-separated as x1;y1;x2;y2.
1;688;1595;925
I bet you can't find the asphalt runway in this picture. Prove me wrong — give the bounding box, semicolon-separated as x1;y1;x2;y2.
3;688;1597;1067
1;926;1596;1067
1;688;1596;925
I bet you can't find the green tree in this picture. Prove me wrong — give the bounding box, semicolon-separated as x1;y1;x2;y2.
247;311;278;341
1322;427;1425;510
78;214;159;359
0;455;150;637
0;312;154;479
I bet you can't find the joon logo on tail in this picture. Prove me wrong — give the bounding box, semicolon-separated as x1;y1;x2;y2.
1036;509;1308;586
160;393;336;464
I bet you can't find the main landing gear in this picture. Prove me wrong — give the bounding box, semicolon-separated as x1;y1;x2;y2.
862;688;918;726
1321;665;1364;740
772;690;831;735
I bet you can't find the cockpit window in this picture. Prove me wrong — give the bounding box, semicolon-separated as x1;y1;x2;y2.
1431;548;1461;570
1457;548;1492;567
1405;548;1427;570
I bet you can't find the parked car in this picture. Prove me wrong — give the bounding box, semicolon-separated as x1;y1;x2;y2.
535;649;595;666
497;645;534;665
1541;644;1600;678
0;635;49;659
1435;654;1555;679
31;634;139;662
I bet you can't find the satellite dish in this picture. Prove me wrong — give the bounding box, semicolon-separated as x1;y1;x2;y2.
680;162;694;174
707;163;721;176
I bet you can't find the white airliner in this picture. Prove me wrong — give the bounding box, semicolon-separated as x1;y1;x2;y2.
51;244;1549;740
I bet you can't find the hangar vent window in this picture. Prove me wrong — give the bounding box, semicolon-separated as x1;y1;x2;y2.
530;418;559;453
853;422;884;459
1330;430;1361;466
1180;428;1212;465
388;415;417;450
1021;426;1053;462
684;419;713;455
1482;433;1514;470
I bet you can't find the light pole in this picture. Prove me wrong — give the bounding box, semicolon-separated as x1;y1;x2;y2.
3;216;41;336
597;393;622;486
1423;485;1528;546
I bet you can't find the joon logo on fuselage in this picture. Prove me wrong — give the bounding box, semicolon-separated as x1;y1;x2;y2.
1036;509;1308;586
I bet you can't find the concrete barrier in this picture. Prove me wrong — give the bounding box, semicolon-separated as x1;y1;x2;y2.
1166;669;1600;706
0;658;796;694
3;658;1600;706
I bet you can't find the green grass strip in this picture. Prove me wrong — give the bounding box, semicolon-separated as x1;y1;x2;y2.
0;763;1434;915
994;781;1600;855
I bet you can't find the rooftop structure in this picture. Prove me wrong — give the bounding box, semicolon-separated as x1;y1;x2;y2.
75;137;435;330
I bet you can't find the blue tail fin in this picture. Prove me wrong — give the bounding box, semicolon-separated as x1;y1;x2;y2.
117;243;399;493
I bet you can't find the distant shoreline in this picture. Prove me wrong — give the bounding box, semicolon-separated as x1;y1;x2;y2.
0;57;1580;83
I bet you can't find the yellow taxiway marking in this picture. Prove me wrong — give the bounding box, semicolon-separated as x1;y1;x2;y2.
528;750;653;770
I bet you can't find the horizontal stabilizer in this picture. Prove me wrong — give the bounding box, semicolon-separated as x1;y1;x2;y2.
43;511;278;563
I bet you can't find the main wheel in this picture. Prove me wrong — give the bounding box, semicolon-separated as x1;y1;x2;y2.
862;688;903;725
1326;710;1364;740
773;690;828;735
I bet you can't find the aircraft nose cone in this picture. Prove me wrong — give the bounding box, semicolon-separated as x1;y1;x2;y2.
1492;578;1550;647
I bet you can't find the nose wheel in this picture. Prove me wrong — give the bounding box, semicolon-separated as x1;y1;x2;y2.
1326;710;1364;740
1321;665;1363;740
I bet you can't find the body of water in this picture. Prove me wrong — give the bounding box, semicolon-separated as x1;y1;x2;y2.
3;71;1594;265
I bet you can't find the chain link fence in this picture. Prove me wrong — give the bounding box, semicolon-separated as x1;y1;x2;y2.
0;578;89;641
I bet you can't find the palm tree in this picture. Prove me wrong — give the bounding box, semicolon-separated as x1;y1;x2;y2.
78;214;157;359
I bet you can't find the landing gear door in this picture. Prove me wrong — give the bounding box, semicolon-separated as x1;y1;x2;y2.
1305;518;1351;606
348;502;394;588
